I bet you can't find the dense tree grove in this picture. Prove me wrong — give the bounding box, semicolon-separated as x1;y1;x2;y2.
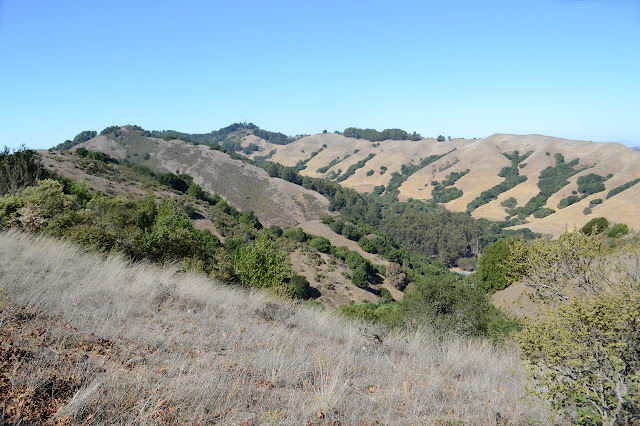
0;146;50;195
55;130;98;150
343;127;422;142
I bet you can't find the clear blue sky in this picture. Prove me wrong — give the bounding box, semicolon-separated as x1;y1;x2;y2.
1;0;638;150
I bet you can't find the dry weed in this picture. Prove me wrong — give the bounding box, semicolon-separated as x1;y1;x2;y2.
0;230;559;424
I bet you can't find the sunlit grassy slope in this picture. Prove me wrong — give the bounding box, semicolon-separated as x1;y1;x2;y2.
0;230;556;424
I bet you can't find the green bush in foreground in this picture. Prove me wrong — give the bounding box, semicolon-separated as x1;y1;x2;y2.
517;286;640;425
235;231;291;289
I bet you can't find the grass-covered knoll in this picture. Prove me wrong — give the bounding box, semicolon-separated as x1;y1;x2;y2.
0;230;553;424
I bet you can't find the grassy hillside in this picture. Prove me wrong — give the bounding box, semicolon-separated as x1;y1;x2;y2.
0;230;554;424
249;131;640;237
72;125;330;229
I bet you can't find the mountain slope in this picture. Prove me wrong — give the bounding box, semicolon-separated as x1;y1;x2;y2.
75;127;330;228
242;132;640;236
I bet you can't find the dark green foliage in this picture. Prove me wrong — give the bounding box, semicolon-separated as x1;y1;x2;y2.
343;127;421;142
321;216;334;225
253;129;294;145
0;146;49;196
283;227;308;242
221;140;242;152
577;173;607;195
329;219;345;234
501;197;517;209
351;267;369;288
316;158;342;174
242;143;260;155
467;175;529;212
607;178;640;199
309;236;331;253
335;154;376;182
293;147;324;171
75;148;118;164
366;169;374;177
239;211;261;229
513;154;582;218
342;273;520;339
467;152;530;212
581;217;610;235
533;208;555;218
440;170;469;187
590;198;603;206
437;135;446;142
372;185;385;195
265;225;283;238
384;151;455;198
378;287;394;304
341;223;363;241
583;207;592;215
358;236;376;253
431;186;463;203
476;239;516;294
287;274;310;299
382;207;479;266
100;125;121;136
55;130;97;150
558;195;581;209
607;223;629;238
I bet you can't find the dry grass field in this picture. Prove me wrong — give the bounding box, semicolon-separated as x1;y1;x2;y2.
0;230;558;425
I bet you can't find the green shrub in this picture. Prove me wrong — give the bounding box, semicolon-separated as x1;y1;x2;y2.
476;239;517;294
607;223;629;238
321;216;334;225
287;274;310;299
309;235;331;253
64;224;116;252
533;208;555;218
558;195;581;209
283;226;307;242
351;267;369;288
235;232;291;289
517;287;640;424
581;217;610;235
265;225;283;238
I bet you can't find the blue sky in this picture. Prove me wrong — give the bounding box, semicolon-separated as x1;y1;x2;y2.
1;0;638;150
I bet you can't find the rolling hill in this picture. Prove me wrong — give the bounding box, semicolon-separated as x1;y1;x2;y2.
244;132;640;237
68;125;640;237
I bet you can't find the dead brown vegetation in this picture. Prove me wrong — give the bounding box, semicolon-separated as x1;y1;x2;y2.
0;230;557;424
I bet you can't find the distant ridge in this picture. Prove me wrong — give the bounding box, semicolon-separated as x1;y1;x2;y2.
68;125;640;237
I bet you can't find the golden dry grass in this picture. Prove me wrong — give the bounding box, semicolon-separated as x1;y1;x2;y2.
0;230;558;424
